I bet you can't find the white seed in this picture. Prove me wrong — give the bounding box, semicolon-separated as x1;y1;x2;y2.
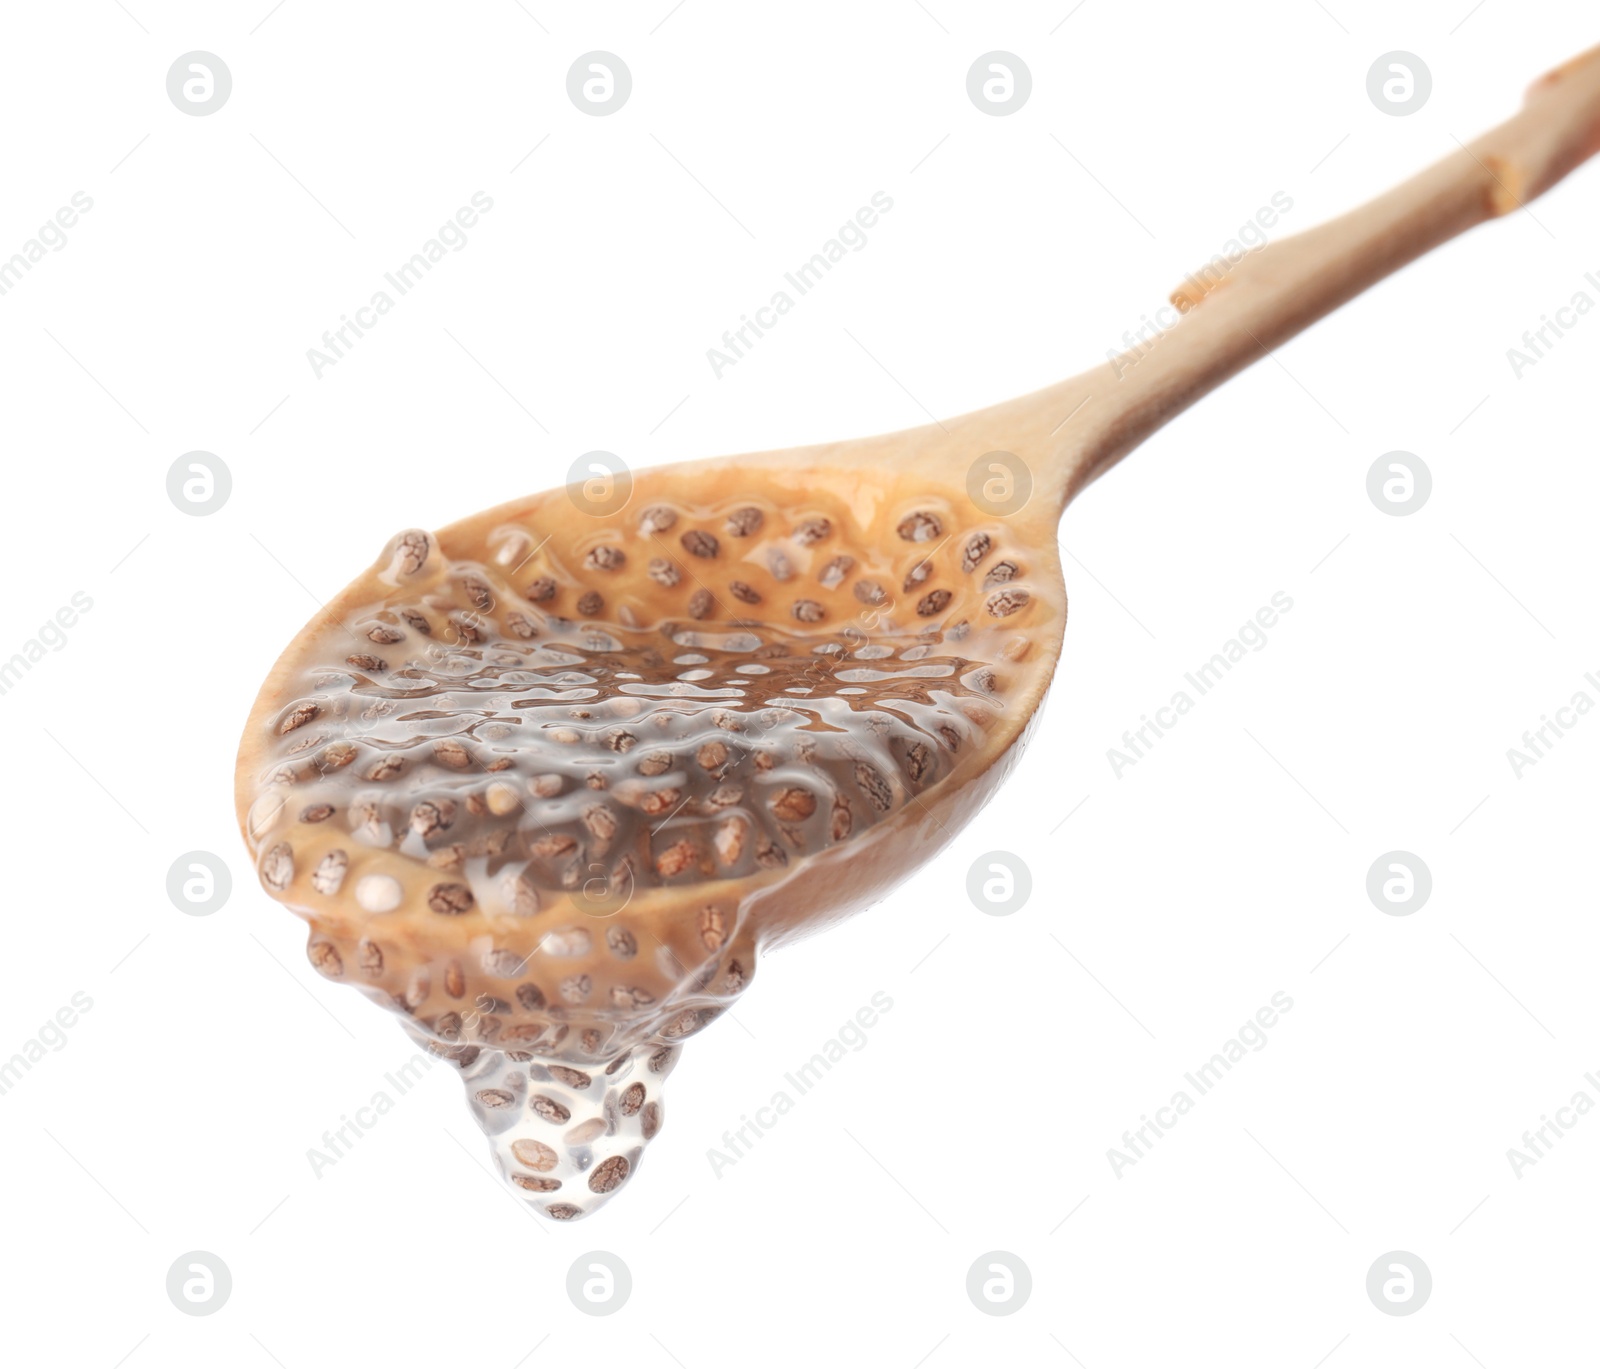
543;928;593;957
486;781;521;816
356;874;404;912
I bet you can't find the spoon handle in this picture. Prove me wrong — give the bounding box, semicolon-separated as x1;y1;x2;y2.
1051;43;1600;508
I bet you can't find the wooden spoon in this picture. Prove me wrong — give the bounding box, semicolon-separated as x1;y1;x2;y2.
236;44;1600;1218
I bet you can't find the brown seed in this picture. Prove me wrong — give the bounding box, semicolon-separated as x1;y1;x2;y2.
460;576;494;611
688;589;713;619
793;517;832;545
316;743;357;776
550;1066;592;1090
433;739;472;770
576;591;603;617
639;787;681;816
445;962;465;998
308;941;342;977
917;588;953;617
697;740;729;772
484;949;524;977
512;1138;559;1171
755;837;788;868
559;974;592;1004
404;970;430;1009
770;787;817;821
606;926;637;959
791;599;825;623
531;834;578;859
649;1046;678;1074
611;985;655;1008
983;560;1019;586
768;549;794;581
961;532;993;572
261;842;294;892
830;797;853;840
905;741;935;782
345;654;388;673
531;1094;571;1123
729;580;761;605
638;505;678;535
366;755;404;781
279;703;319;734
401;610;431;635
546;1203;582;1221
853;580;886;605
428;883;475;915
986;588;1030;617
620;1082;646;1116
706;783;744;808
527;576;557;602
680;530;719;558
700;905;728;951
300;803;334;823
516;982;545;1011
903;561;933;592
588;1155;630;1194
656;839;702;877
723;959;747;994
585;545;625;571
395;531;431;575
726;506;764;537
507;613;538;639
855;763;893;811
606;727;639;752
641;1101;662;1140
359;939;383;977
476;1088;515;1109
410;800;457;838
897;511;942;542
435;1011;463;1041
512;1175;562;1193
818;555;855;589
582;805;618;842
637;750;674;776
367;624;404;644
307;857;345;895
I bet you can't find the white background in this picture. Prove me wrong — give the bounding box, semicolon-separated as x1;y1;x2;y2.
2;1;1597;1364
